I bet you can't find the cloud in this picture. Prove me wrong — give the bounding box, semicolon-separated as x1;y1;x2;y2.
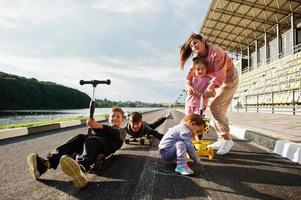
0;0;210;103
92;0;161;13
0;54;186;102
0;0;76;28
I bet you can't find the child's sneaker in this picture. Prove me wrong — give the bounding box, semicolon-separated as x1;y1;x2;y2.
60;155;88;188
175;164;194;175
27;153;50;179
165;112;173;120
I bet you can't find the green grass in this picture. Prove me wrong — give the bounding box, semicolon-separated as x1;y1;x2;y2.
0;114;107;130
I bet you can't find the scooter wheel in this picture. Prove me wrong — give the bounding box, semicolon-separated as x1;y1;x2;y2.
95;154;105;171
140;138;145;145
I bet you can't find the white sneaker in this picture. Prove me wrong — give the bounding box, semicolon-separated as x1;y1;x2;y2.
216;140;234;155
126;112;130;120
207;140;223;150
165;112;173;120
60;155;88;188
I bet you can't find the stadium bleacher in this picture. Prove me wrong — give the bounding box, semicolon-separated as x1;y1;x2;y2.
234;51;301;114
199;0;301;115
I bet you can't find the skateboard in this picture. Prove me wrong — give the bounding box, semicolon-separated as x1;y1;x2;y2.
192;140;214;160
124;136;150;145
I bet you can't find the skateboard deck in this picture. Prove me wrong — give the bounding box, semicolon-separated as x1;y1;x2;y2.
192;140;214;160
124;135;151;145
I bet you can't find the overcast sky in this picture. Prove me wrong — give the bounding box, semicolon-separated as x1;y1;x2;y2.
0;0;211;103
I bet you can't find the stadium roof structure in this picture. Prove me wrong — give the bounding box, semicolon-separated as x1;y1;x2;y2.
200;0;301;53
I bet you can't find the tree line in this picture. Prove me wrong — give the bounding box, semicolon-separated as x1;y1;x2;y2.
0;71;164;110
95;98;164;108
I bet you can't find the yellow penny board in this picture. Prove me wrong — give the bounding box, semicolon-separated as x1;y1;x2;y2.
192;140;214;160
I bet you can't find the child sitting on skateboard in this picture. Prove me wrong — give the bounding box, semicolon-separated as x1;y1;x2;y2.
123;111;173;143
27;107;126;188
158;113;205;175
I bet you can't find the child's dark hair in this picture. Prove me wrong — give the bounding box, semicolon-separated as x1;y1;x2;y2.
179;33;207;70
130;112;142;122
111;107;124;118
192;56;207;69
181;113;205;127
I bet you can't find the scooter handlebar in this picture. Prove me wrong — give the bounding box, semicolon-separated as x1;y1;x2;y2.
79;79;111;86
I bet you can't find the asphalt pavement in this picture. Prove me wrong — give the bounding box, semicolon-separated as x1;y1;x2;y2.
0;109;301;200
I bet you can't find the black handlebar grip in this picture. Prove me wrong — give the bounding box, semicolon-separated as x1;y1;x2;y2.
80;79;111;86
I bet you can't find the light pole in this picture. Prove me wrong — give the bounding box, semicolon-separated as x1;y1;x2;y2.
179;94;183;107
178;89;186;107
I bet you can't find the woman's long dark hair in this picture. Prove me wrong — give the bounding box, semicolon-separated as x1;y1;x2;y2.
179;33;205;70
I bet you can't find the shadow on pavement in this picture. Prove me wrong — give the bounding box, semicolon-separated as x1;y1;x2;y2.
37;154;210;200
200;148;301;200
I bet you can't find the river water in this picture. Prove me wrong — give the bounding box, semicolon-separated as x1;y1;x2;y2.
0;107;162;125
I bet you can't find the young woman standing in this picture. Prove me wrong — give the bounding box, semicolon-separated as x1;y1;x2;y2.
180;33;239;155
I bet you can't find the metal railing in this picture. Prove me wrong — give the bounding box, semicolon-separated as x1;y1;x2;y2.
232;88;301;115
240;43;301;74
294;43;301;53
232;47;301;115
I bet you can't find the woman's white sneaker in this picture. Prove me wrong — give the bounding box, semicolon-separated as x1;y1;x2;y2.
207;140;223;150
216;140;234;155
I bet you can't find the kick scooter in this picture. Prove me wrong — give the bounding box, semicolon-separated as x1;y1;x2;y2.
79;79;113;170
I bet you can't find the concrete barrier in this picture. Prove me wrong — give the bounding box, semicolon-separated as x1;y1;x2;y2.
80;119;87;124
274;140;301;164
0;116;110;141
245;130;276;151
60;120;81;128
0;127;28;140
27;123;61;134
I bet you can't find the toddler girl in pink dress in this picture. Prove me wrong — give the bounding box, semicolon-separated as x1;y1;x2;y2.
185;57;213;115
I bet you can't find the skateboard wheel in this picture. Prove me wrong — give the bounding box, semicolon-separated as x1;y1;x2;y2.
140;138;145;145
125;139;130;144
207;146;214;160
